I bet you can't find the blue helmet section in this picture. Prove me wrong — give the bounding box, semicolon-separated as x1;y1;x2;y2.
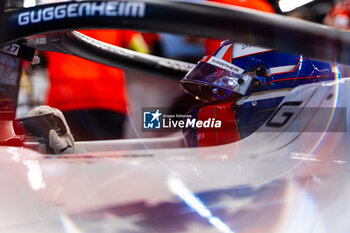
231;50;339;139
231;51;337;97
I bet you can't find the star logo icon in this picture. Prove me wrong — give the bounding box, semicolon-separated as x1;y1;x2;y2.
151;109;162;122
143;109;162;129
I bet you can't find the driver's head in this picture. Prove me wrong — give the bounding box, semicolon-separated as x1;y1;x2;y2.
180;40;340;147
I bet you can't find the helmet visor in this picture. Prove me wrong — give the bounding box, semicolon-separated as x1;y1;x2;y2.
180;56;252;101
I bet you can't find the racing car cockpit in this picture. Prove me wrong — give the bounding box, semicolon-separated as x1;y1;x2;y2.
0;37;342;154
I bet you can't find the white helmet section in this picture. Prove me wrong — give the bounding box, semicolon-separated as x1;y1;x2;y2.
232;43;271;58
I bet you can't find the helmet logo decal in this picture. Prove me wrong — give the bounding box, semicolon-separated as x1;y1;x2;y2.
207;56;244;74
242;44;249;49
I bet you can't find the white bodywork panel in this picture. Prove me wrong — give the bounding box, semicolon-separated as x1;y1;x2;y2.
0;79;349;233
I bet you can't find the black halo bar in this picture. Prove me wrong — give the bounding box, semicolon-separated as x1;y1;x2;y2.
2;0;350;65
65;31;195;79
23;31;195;79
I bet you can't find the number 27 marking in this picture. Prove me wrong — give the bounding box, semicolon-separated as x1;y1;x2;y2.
1;44;20;56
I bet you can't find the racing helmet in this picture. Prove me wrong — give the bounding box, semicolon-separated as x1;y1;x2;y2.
180;40;340;147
